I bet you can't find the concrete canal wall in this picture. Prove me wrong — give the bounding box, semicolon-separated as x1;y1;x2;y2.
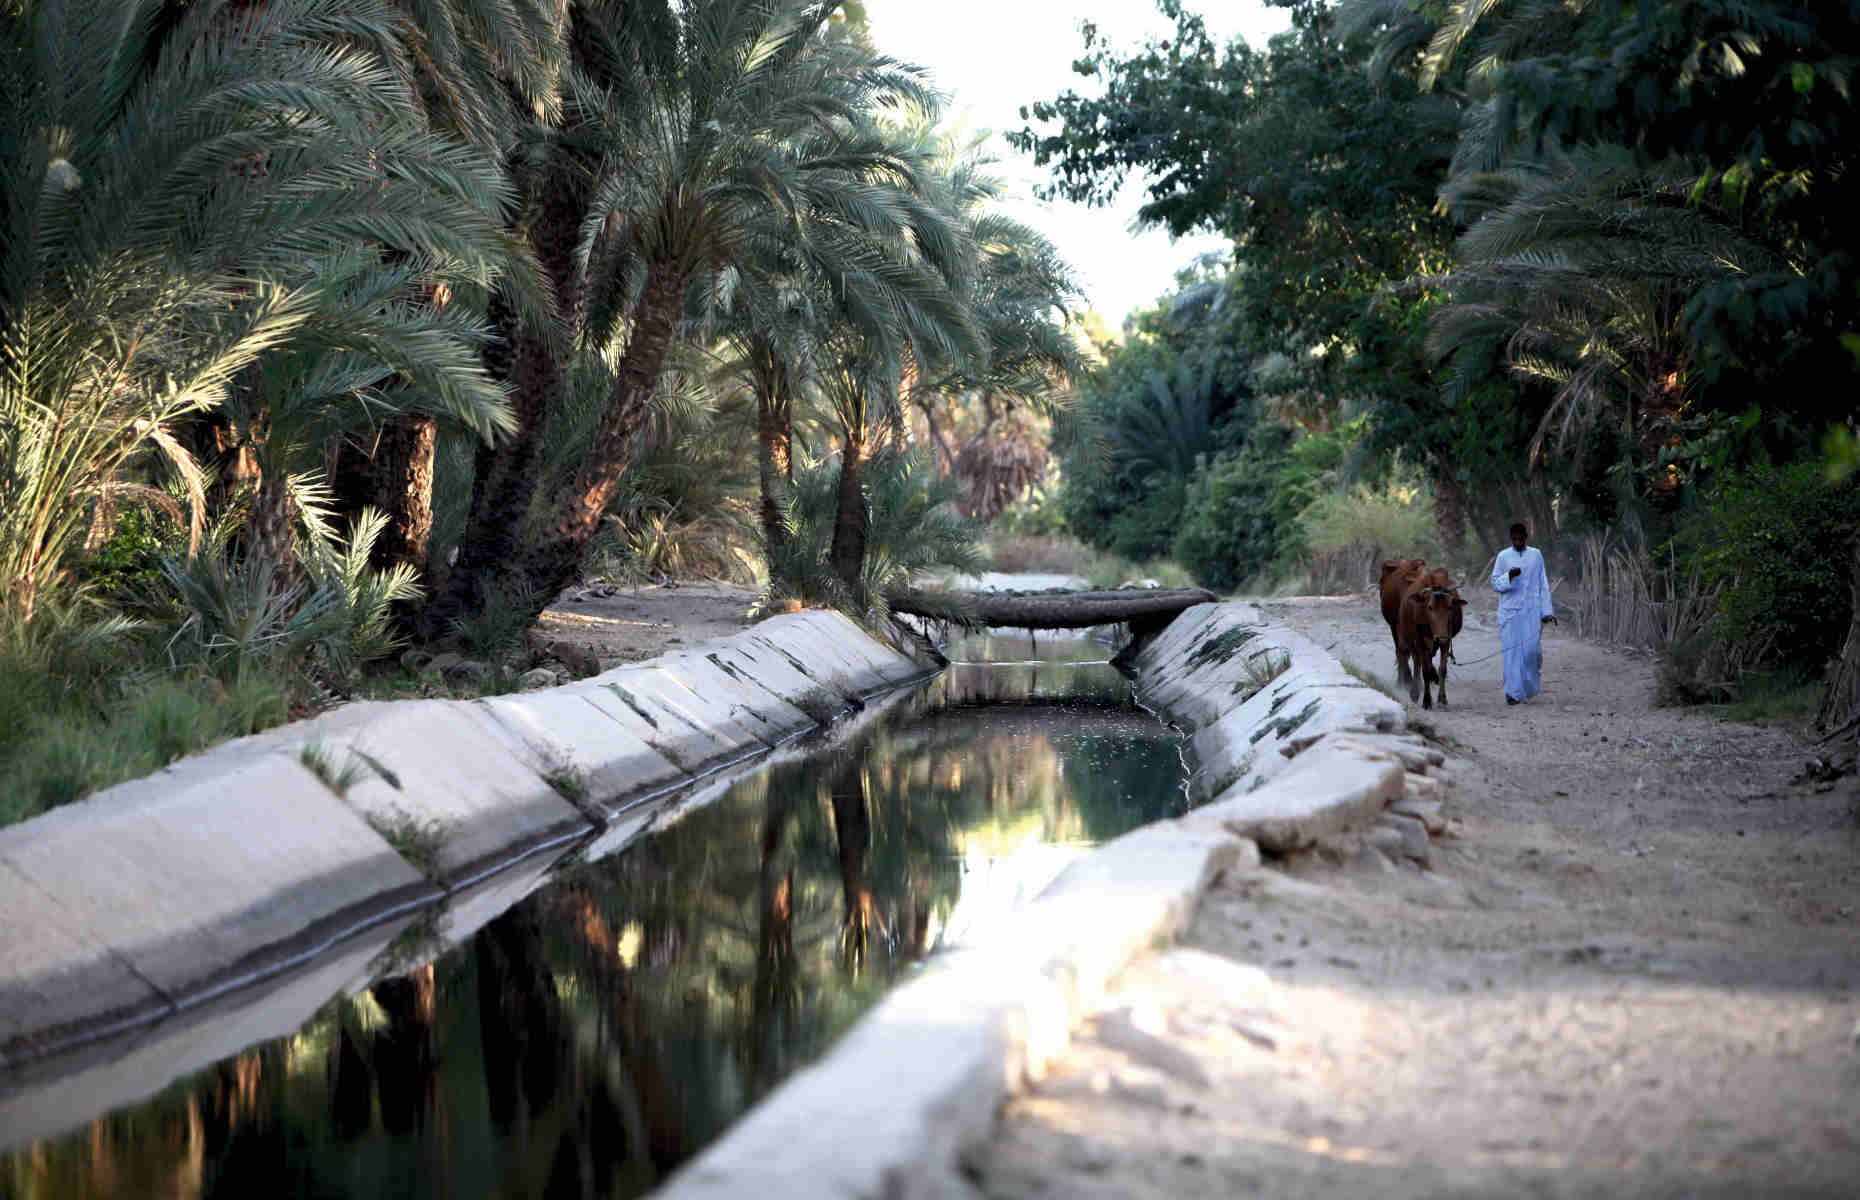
655;601;1452;1200
0;609;930;1066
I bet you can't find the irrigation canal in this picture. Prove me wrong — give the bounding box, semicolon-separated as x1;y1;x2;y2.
0;633;1193;1198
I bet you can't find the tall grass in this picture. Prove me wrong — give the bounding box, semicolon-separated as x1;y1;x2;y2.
1293;477;1441;594
1557;528;1774;705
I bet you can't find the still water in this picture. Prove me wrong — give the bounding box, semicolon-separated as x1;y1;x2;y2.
0;635;1189;1199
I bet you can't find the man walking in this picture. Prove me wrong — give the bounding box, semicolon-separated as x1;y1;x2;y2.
1490;522;1556;705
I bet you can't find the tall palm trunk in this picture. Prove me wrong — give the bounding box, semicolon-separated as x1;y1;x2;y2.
830;757;876;975
756;356;794;564
1432;460;1469;564
372;414;438;575
521;256;690;613
829;422;869;606
332;414;437;576
424;153;588;636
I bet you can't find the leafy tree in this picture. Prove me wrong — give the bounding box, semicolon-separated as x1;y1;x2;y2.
1013;0;1456;403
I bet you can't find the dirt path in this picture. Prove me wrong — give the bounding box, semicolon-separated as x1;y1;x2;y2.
534;581;761;667
973;594;1860;1199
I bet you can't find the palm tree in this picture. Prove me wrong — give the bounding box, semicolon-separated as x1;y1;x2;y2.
0;0;520;622
1421;147;1792;496
434;0;958;629
816;134;1080;601
325;0;570;580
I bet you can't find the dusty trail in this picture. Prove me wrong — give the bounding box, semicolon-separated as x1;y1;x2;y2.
974;594;1860;1199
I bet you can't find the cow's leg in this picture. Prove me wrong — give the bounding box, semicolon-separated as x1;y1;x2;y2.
1405;645;1422;702
1435;644;1450;709
1392;627;1409;685
1420;653;1437;709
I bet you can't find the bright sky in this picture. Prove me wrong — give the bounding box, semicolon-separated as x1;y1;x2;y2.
864;1;1292;330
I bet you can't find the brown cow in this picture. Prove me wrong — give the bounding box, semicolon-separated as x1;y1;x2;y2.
1399;567;1466;710
1379;558;1428;684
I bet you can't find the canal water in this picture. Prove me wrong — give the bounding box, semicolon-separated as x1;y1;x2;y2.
0;634;1191;1199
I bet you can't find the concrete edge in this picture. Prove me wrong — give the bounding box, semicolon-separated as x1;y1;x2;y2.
0;609;929;1066
654;599;1448;1199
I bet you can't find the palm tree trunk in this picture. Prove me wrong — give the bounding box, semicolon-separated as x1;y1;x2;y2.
829;422;868;606
520;257;689;616
248;463;298;589
830;758;875;975
1432;460;1469;563
374;414;437;575
424;150;588;637
333;415;437;576
756;365;793;564
1816;531;1860;741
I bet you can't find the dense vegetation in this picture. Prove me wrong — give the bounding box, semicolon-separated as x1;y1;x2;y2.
6;0;1857;818
1018;0;1860;730
0;0;1079;818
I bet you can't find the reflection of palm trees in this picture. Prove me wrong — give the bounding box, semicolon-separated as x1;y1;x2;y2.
474;906;562;1133
830;754;886;975
370;965;438;1135
751;782;798;1092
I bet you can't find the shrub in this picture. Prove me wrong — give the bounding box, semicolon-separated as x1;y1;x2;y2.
1297;473;1440;593
759;447;984;619
1105;476;1188;562
1675;465;1860;676
1171;430;1309;592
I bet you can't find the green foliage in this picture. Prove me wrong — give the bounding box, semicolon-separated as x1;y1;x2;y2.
0;0;520;623
75;504;190;600
0;606;294;826
1103;477;1189;563
1299;475;1439;566
1015;1;1455;401
1676;465;1860;675
760;448;983;619
1171;425;1315;592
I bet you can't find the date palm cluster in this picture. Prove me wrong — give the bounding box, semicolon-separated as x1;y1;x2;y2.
0;0;1079;646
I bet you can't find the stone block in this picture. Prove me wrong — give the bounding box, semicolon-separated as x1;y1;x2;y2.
0;749;429;1038
0;909;413;1153
0;862;169;1060
1391;793;1447;835
1181;738;1404;853
477;689;687;811
270;699;592;880
1370;810;1431;865
578;668;764;775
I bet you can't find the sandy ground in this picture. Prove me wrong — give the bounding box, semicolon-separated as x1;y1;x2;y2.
972;593;1860;1199
533;581;762;667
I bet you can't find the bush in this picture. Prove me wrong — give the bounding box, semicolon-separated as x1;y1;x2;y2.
1171;429;1310;592
0;609;295;827
1105;476;1188;562
1296;472;1440;592
1675;465;1860;676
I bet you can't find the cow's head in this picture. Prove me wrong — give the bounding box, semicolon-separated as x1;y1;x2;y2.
1381;557;1426;585
1407;582;1463;649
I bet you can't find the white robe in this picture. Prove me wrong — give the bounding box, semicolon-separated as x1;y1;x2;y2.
1490;545;1554;701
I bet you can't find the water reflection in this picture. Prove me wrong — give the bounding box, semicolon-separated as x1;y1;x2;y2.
1;637;1186;1199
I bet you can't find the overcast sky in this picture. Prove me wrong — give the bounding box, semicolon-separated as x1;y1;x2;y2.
863;1;1291;329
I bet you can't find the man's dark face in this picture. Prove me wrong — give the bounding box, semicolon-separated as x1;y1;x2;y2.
1511;529;1528;552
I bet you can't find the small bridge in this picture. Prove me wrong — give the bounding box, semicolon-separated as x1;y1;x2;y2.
886;587;1217;635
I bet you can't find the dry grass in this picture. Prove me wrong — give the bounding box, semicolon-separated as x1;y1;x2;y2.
985;535;1194;589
